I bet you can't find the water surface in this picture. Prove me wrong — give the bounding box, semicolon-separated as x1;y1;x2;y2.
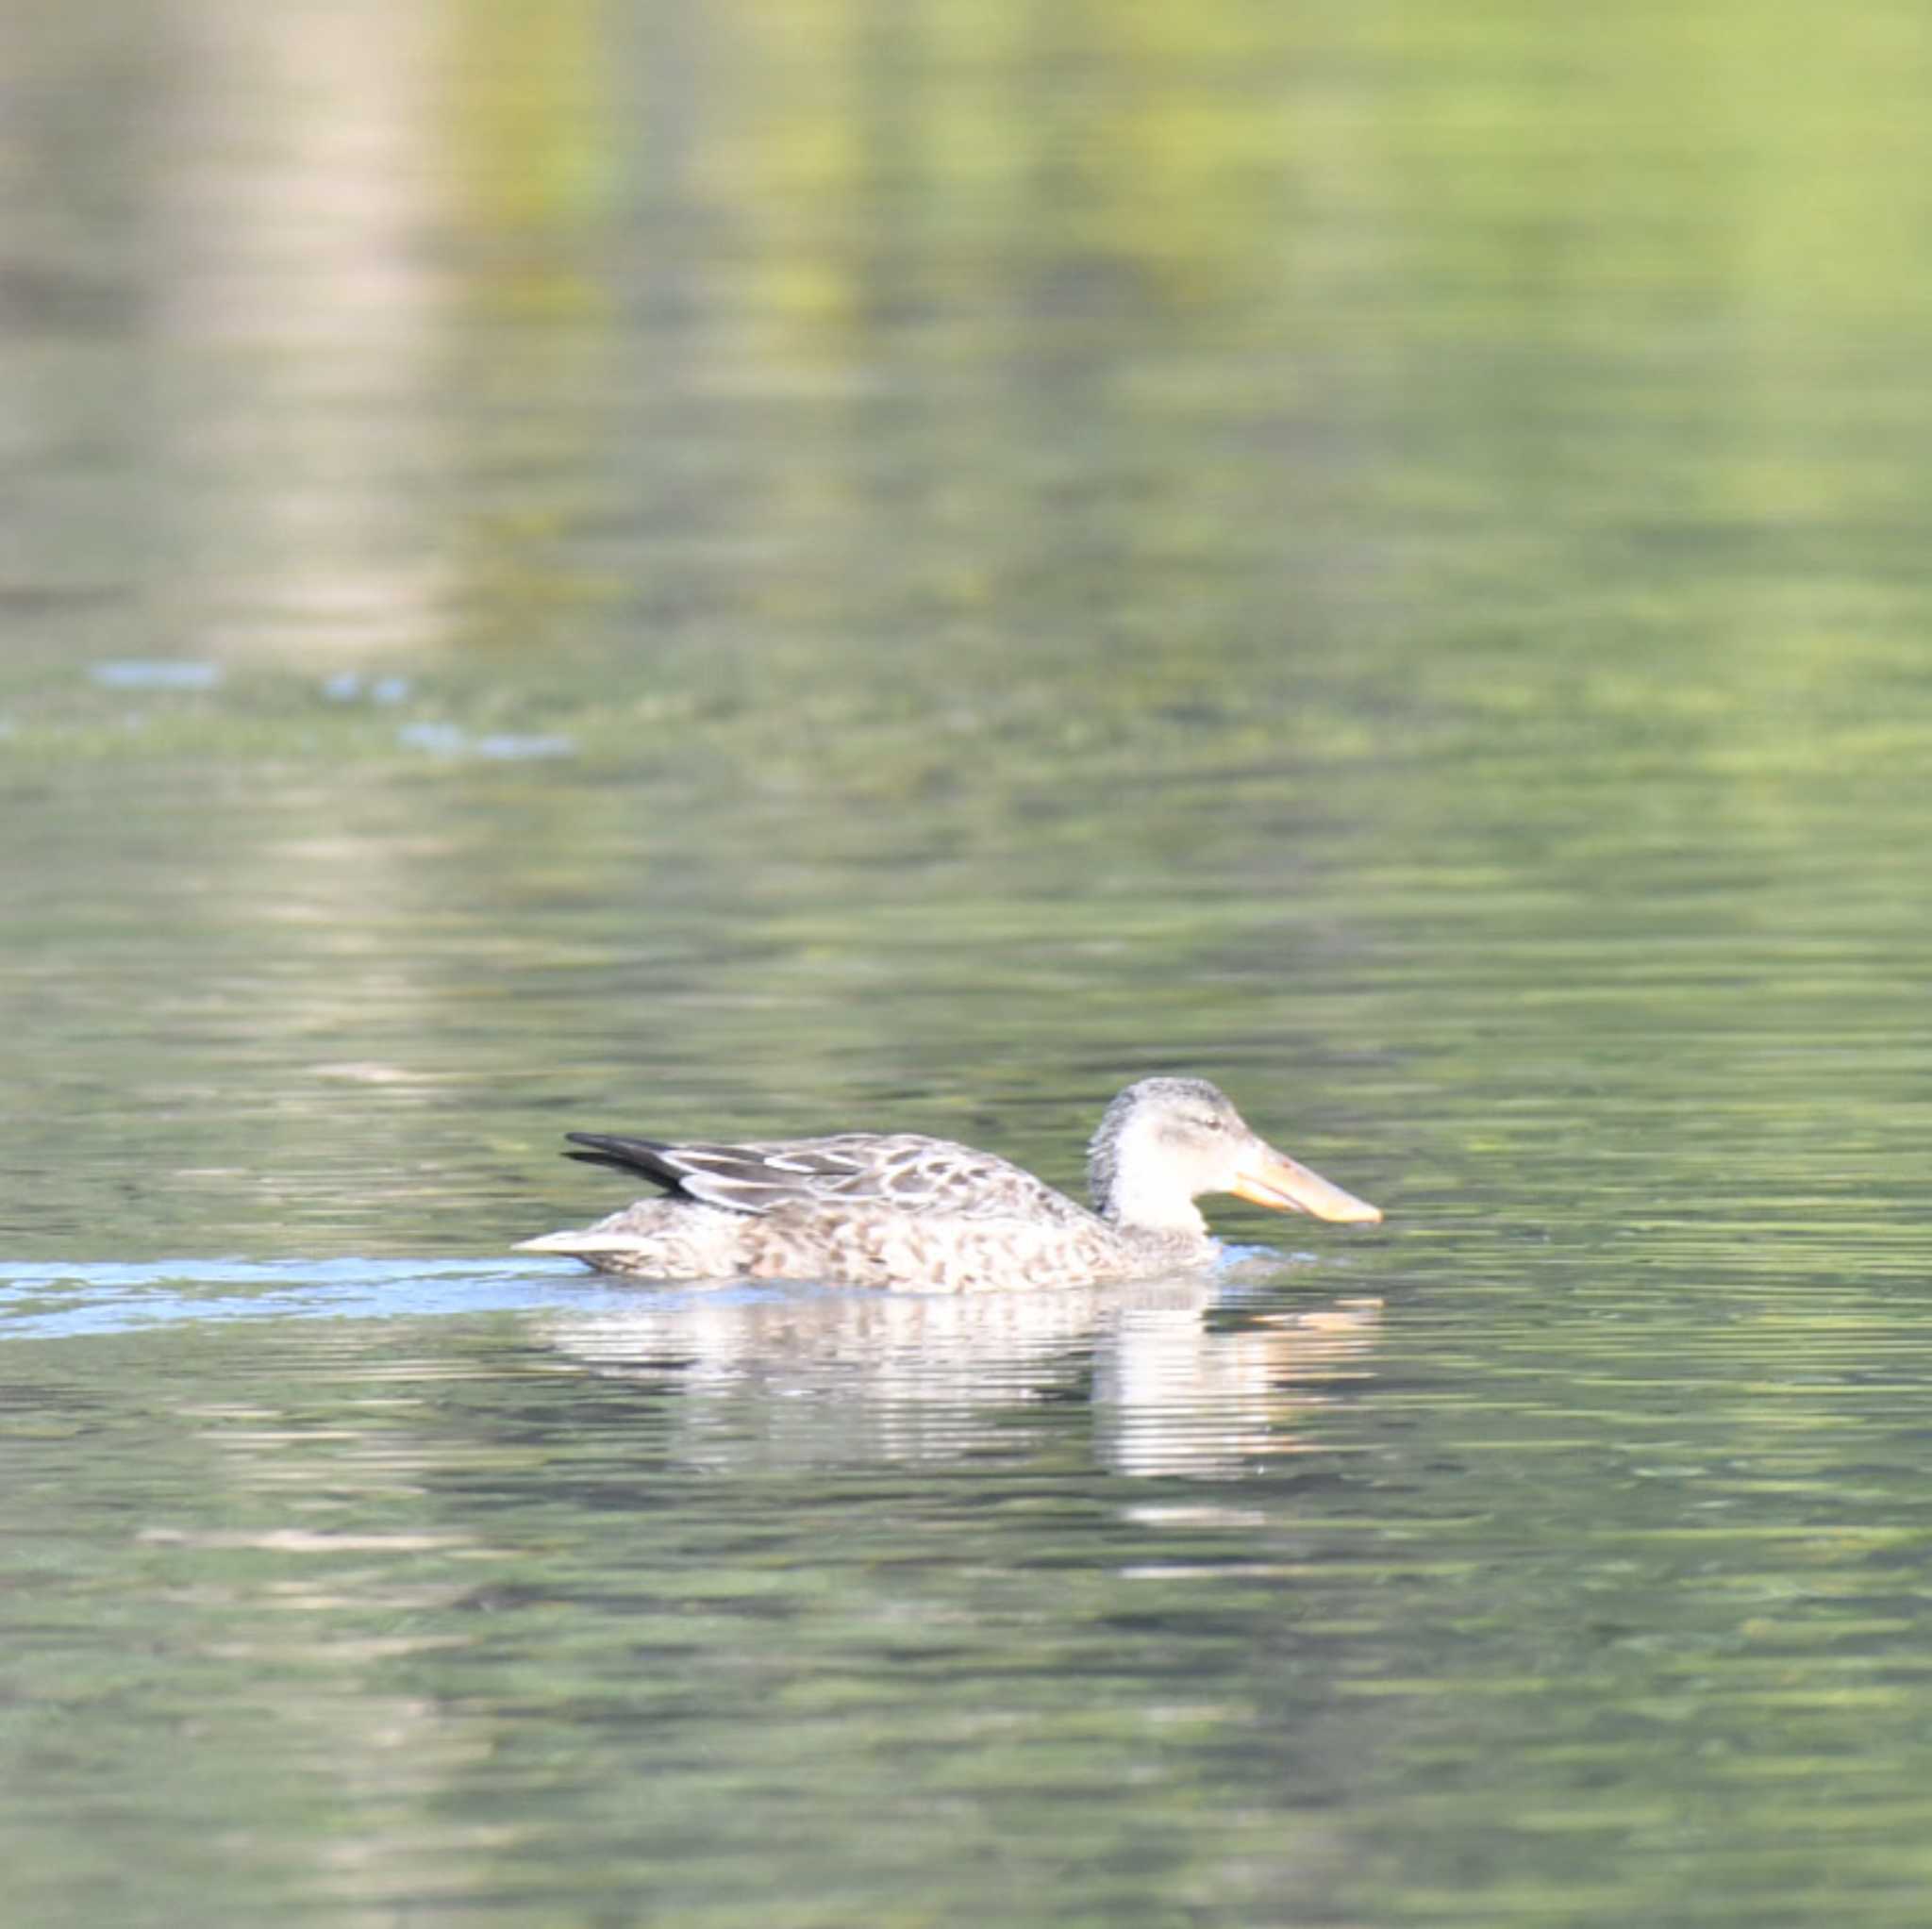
7;1;1932;1923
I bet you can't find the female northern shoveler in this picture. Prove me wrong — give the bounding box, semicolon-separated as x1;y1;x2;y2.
517;1076;1381;1293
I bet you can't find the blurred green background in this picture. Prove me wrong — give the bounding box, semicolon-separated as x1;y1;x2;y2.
6;2;1932;1923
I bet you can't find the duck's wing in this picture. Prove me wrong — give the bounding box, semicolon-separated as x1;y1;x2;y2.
565;1130;1094;1225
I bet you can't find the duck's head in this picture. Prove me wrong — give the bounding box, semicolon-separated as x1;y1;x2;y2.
1087;1076;1382;1234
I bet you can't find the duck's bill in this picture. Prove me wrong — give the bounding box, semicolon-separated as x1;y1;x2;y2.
1230;1146;1382;1224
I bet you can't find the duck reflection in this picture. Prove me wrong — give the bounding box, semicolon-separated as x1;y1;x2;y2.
540;1275;1382;1477
1095;1293;1382;1477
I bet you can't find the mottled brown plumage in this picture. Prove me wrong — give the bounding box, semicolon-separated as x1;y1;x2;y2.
518;1076;1381;1292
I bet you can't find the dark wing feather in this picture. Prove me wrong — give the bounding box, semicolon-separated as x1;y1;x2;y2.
563;1133;689;1189
562;1131;893;1214
649;1139;880;1212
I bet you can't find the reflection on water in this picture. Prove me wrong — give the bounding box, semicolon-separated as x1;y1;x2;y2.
1097;1293;1382;1477
2;1256;1383;1497
0;1256;1382;1479
545;1272;1382;1475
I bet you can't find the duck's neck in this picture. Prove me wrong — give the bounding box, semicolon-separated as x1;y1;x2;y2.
1088;1109;1209;1237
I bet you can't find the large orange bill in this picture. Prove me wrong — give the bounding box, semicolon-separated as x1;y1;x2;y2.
1229;1143;1382;1224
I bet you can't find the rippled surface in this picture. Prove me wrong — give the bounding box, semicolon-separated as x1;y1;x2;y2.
8;0;1932;1922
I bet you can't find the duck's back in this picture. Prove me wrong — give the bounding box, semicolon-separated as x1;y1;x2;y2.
569;1127;1101;1230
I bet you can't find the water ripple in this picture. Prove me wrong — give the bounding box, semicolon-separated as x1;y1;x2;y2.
0;1256;644;1339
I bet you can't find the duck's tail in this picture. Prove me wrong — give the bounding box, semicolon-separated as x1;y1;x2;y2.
513;1226;649;1256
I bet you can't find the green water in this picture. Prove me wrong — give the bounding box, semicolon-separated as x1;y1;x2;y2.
7;0;1932;1922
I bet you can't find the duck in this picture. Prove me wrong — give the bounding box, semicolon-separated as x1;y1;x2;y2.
517;1076;1381;1293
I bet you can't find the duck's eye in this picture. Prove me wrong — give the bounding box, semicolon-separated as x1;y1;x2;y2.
1191;1113;1224;1132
